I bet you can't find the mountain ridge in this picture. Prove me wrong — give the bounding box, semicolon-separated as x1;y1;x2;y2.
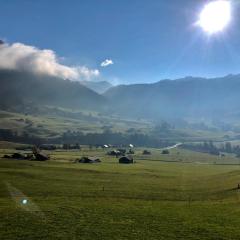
80;80;113;94
0;70;106;111
104;74;240;120
2;69;240;122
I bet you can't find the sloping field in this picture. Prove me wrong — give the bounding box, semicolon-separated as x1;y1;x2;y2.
1;147;240;239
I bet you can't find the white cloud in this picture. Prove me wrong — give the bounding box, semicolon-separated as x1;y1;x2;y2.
0;42;99;80
101;59;113;67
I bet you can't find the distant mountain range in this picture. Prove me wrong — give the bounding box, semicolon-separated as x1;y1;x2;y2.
1;70;240;122
104;75;240;121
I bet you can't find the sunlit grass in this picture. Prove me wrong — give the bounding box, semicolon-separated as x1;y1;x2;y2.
1;146;240;239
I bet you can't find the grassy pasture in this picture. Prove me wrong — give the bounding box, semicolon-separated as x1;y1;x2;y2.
0;110;151;138
0;110;234;141
1;146;240;239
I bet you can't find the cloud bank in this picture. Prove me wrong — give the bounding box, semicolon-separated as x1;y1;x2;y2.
101;59;113;67
0;42;99;80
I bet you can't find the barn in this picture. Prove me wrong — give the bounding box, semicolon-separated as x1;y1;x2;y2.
119;155;133;164
78;157;101;163
142;150;151;155
32;146;49;161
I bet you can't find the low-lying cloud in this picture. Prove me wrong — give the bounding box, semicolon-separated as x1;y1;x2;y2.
0;42;99;80
101;59;113;67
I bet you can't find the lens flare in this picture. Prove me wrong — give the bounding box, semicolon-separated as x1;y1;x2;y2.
198;0;231;34
22;199;28;205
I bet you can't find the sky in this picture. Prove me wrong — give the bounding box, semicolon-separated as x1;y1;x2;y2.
0;0;240;84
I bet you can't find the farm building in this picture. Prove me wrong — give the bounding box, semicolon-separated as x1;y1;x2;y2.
40;144;57;150
3;153;32;160
117;149;127;155
142;150;151;155
127;149;135;154
119;155;133;164
11;153;26;160
32;146;50;161
107;150;124;157
34;152;49;161
77;157;101;163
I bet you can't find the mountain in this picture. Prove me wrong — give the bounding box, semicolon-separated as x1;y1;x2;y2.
3;69;240;123
0;70;106;111
80;80;113;94
104;75;240;121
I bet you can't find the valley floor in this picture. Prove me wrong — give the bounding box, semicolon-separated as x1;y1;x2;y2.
1;146;240;239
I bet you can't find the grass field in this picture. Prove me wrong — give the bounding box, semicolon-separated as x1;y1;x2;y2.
1;146;240;239
0;109;234;141
0;109;152;138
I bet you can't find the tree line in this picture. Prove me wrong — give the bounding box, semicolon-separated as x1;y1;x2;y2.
0;128;175;148
182;141;240;157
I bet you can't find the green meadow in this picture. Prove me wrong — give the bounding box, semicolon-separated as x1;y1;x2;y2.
1;145;240;239
0;110;151;137
0;109;232;142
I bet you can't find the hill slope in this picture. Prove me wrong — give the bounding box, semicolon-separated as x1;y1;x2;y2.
80;80;113;94
0;70;106;111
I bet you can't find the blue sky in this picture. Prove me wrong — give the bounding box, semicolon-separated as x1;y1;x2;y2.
1;0;240;84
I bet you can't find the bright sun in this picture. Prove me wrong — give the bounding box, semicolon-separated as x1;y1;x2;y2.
198;0;231;34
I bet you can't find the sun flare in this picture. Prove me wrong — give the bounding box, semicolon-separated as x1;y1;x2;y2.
198;0;231;34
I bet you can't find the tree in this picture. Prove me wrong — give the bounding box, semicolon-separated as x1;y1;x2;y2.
225;142;232;153
162;149;170;154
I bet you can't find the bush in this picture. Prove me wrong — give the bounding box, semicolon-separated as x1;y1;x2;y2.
162;149;170;154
